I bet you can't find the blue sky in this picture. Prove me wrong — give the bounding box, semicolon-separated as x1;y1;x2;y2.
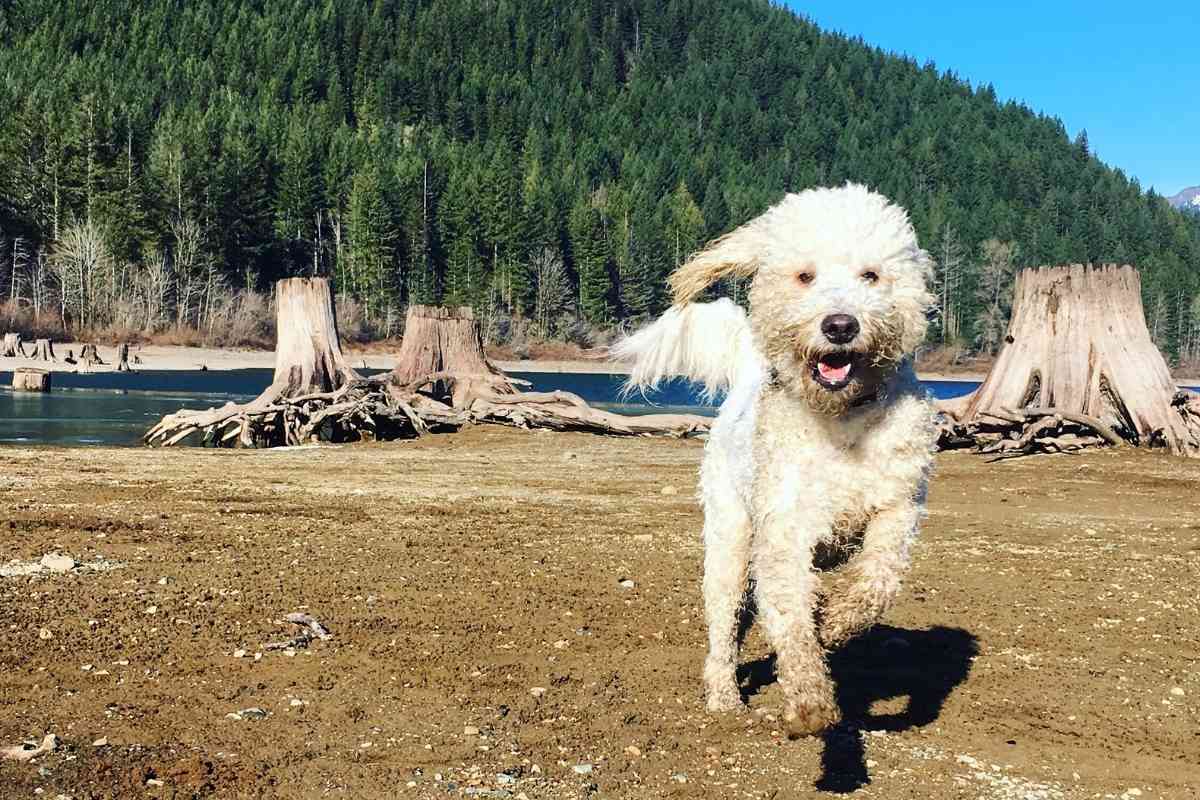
783;2;1199;195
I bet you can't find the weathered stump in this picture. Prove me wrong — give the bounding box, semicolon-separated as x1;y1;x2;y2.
13;368;50;392
79;343;104;369
1;333;27;358
938;264;1200;457
33;339;56;361
116;343;133;372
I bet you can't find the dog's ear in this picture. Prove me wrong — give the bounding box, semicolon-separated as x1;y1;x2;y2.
668;223;762;305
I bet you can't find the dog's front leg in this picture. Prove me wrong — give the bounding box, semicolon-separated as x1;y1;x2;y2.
752;517;840;737
819;499;921;649
702;495;752;713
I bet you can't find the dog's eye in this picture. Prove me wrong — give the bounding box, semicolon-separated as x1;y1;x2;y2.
796;271;814;285
861;270;879;284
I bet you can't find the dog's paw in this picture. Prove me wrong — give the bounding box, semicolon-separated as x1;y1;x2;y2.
704;685;745;714
784;698;841;738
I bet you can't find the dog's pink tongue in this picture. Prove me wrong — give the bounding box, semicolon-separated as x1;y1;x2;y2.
818;360;851;383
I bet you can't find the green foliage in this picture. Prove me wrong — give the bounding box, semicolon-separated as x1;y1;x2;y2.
0;0;1198;350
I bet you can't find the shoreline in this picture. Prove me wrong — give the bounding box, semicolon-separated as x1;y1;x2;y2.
5;343;1195;386
0;343;989;382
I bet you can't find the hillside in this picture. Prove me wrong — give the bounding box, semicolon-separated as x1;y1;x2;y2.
0;0;1198;355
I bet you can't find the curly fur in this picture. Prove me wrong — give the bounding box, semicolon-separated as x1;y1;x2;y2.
618;184;937;737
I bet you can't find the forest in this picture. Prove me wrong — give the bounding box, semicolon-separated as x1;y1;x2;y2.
1;0;1198;358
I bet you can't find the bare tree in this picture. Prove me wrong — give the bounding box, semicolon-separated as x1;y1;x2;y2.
169;215;214;329
142;247;172;331
49;218;112;330
934;224;965;343
974;239;1019;355
531;247;570;338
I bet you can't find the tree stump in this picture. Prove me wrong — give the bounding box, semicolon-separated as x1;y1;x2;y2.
1;333;27;358
147;283;711;447
12;368;50;392
385;304;710;436
79;343;104;369
116;343;133;372
33;339;56;362
937;264;1200;457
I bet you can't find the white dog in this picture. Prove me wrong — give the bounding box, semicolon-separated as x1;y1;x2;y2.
616;184;936;737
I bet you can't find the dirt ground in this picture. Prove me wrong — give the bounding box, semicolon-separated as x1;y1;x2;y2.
1;429;1198;799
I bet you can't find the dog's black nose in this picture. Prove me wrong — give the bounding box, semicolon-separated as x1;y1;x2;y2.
821;314;860;344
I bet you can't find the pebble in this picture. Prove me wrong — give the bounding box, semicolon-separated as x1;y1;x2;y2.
157;577;169;585
618;579;635;589
496;773;516;785
660;486;678;495
145;605;158;615
1170;687;1185;697
1123;790;1143;798
671;773;688;783
38;627;52;640
146;779;163;788
865;758;877;768
572;764;593;775
40;553;76;573
92;738;107;747
529;687;546;698
233;649;247;659
625;745;641;757
463;725;480;736
228;707;269;721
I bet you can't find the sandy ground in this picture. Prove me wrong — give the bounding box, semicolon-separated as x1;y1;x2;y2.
1;431;1198;799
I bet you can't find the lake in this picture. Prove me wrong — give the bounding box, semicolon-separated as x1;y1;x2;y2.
0;369;985;447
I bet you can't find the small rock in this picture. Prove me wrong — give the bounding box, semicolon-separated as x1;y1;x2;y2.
865;758;877;768
624;745;641;757
632;534;653;543
1170;687;1185;697
671;773;688;783
146;778;163;788
1123;790;1143;798
40;553;76;573
92;738;107;747
463;725;480;736
660;486;678;496
237;707;268;720
38;628;52;640
290;698;305;707
157;577;169;585
529;687;546;698
145;605;158;615
233;649;247;659
571;764;593;775
553;639;569;649
618;579;635;589
496;773;517;785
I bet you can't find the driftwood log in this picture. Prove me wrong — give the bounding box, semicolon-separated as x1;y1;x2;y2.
12;367;50;392
32;338;55;361
937;264;1200;457
146;281;711;447
1;332;27;358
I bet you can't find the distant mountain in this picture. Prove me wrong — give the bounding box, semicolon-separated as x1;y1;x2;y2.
1169;186;1200;210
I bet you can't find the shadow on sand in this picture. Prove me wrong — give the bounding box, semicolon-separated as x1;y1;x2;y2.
737;624;978;793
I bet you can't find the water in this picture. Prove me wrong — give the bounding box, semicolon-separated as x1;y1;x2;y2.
0;369;990;447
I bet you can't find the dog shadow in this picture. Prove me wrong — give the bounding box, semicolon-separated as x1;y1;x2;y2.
737;624;978;793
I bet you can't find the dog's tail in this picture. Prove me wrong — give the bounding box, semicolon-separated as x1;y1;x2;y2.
611;298;755;402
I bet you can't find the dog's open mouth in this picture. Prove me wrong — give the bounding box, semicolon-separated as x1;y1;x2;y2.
812;352;856;390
